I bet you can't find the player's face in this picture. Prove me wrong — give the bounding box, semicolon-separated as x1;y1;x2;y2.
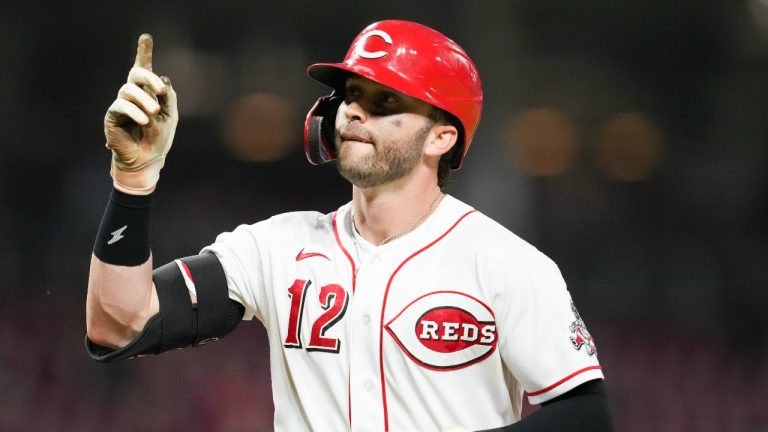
334;76;436;188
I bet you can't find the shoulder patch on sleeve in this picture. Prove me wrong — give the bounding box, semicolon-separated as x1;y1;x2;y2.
569;300;597;356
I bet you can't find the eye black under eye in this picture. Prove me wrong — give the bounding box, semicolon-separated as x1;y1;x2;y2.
378;93;398;104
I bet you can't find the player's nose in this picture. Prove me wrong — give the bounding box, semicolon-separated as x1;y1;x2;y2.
341;99;369;124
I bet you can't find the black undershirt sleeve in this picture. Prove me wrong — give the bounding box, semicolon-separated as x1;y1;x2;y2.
479;379;613;432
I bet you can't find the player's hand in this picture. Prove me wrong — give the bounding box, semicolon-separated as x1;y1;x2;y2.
104;34;178;195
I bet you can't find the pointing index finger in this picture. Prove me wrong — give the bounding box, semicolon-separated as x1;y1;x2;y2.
135;33;153;71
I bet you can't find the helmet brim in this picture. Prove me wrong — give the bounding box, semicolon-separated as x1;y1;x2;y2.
307;63;353;91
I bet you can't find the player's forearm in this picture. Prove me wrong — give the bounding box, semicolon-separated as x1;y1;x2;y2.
87;34;178;350
86;187;159;348
86;254;158;348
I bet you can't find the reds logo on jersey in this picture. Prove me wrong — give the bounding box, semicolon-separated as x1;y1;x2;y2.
385;291;497;371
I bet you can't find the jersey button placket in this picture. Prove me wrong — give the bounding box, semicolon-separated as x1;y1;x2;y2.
347;255;388;431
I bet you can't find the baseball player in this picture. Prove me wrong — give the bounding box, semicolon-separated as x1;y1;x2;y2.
86;20;612;431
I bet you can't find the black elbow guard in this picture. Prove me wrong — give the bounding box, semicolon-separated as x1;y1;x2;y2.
86;252;245;362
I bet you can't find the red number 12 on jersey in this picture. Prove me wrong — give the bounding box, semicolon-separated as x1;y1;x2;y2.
283;279;349;353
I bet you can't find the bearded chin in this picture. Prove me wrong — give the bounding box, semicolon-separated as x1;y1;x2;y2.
336;150;394;188
334;122;432;188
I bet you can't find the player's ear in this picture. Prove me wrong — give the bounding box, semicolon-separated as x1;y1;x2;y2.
424;124;458;158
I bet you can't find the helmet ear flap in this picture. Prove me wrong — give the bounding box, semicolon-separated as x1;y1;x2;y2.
304;94;343;165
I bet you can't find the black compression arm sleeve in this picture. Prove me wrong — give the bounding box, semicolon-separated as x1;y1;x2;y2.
480;379;613;432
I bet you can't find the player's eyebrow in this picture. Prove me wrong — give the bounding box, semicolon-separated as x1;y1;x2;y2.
344;77;429;115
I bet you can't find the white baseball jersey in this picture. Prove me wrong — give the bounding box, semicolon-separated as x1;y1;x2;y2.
202;195;603;431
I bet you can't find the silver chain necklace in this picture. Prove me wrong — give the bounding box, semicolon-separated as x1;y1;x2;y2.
351;189;443;247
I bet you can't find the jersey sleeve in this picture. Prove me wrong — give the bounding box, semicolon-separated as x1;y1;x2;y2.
490;245;604;405
201;221;270;323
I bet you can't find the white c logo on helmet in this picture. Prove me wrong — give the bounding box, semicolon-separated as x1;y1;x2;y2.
355;30;393;59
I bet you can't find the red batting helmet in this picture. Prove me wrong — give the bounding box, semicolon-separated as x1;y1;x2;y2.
304;20;483;170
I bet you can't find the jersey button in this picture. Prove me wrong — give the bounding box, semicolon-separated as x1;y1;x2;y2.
361;314;370;325
370;255;381;265
363;380;374;391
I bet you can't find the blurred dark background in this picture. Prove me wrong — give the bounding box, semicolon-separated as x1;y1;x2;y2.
1;1;766;431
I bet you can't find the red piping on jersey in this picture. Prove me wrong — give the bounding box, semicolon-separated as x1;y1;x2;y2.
378;209;476;431
527;365;603;397
332;212;357;294
331;212;356;429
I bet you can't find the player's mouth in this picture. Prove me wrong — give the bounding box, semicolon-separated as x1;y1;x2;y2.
340;129;374;145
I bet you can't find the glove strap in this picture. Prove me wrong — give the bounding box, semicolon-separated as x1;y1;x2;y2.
111;157;166;195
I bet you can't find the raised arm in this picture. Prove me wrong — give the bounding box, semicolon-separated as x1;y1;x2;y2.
86;35;244;362
86;34;177;350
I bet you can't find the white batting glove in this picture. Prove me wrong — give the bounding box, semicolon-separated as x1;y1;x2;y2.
104;34;178;195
